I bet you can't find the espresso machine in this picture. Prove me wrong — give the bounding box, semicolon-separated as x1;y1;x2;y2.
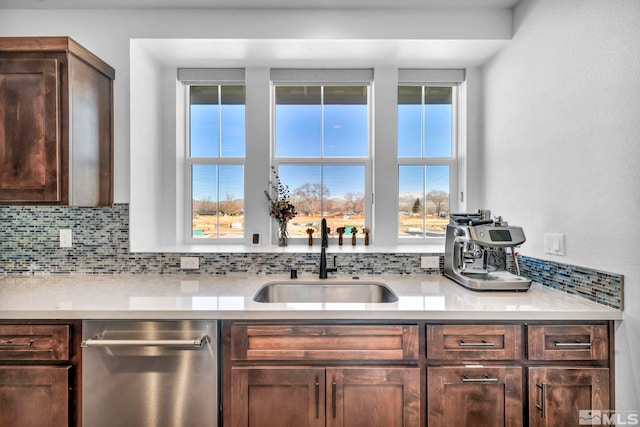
444;211;532;291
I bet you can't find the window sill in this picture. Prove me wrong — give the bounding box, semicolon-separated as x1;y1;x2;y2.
131;242;445;255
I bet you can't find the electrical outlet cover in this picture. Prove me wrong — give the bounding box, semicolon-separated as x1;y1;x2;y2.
180;257;200;269
421;256;440;269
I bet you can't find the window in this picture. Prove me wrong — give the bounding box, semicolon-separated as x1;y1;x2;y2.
272;70;372;241
172;67;464;248
184;72;246;241
398;75;461;239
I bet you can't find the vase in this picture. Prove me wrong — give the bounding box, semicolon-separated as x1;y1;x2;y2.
278;221;288;246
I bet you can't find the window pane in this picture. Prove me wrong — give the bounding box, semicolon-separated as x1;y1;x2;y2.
398;86;422;157
275;86;321;157
323;165;365;236
219;165;244;237
278;164;365;238
425;165;450;236
424;87;452;158
221;86;246;157
324;86;368;157
192;164;218;238
398;165;424;237
190;86;219;157
398;165;450;238
191;164;244;238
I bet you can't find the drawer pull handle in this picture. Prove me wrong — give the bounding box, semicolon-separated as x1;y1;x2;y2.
554;341;591;348
332;380;337;419
536;383;546;418
0;340;33;347
315;377;320;419
81;335;210;348
459;340;495;347
462;374;499;383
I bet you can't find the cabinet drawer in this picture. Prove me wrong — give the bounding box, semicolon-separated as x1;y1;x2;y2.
527;324;608;361
0;325;70;361
231;324;419;361
427;325;521;360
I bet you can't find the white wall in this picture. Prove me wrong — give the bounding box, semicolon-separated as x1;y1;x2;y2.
482;0;640;410
0;7;509;204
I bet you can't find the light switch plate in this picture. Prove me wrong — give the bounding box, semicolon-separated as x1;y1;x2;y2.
544;233;566;256
180;256;200;269
59;229;72;248
421;256;440;269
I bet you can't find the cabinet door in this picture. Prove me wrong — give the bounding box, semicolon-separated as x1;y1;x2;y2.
327;367;420;427
427;366;523;427
0;366;69;427
0;58;60;202
231;366;325;427
529;367;609;427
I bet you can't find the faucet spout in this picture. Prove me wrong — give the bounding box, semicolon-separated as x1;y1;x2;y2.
319;219;337;278
319;247;328;279
321;218;328;248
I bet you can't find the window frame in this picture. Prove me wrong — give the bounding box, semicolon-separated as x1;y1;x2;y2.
175;67;465;249
270;80;373;245
397;82;461;244
183;80;246;244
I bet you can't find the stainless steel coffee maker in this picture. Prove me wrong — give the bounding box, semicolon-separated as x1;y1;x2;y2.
444;211;532;291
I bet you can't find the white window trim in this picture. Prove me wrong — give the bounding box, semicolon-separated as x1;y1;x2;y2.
270;75;373;245
180;69;247;244
395;69;466;245
174;67;466;251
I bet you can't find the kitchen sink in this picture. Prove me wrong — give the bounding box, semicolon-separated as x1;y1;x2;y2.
253;280;399;303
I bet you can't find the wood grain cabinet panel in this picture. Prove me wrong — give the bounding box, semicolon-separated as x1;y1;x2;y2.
0;37;114;206
327;367;420;427
231;367;325;427
427;324;521;360
427;366;523;427
0;58;60;202
0;324;70;361
528;367;609;427
230;366;420;427
231;323;419;361
224;321;421;427
527;324;608;361
0;365;70;427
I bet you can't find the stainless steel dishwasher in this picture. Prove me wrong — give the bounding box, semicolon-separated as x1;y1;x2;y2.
82;320;218;427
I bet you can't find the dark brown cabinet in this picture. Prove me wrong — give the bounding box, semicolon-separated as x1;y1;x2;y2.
426;322;613;427
0;322;81;427
426;324;524;427
0;366;70;427
427;366;523;427
528;367;609;427
0;37;114;206
527;324;611;427
231;366;419;427
224;321;421;427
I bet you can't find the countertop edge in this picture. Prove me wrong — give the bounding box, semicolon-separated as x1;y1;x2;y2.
0;310;623;321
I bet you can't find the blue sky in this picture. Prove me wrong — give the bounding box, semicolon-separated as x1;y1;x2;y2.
190;98;452;201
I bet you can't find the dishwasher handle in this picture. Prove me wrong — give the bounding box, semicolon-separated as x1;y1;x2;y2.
81;334;210;348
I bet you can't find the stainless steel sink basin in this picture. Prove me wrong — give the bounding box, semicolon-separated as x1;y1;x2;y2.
253;280;399;303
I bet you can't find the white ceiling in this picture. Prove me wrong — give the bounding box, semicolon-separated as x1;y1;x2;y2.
0;0;520;9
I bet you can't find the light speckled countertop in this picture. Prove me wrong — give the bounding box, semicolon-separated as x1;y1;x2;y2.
0;274;621;320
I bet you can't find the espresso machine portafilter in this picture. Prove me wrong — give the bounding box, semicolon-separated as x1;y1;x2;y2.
444;213;532;291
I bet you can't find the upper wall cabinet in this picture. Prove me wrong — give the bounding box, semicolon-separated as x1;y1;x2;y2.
0;37;114;206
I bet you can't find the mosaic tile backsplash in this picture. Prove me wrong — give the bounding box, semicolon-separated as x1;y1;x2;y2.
0;204;622;309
